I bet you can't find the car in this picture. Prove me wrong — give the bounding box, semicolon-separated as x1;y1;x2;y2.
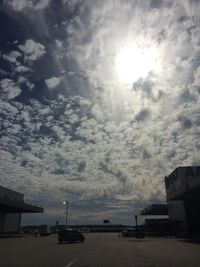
58;229;85;243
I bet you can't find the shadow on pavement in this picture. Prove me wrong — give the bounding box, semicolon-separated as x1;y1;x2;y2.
56;241;83;245
0;234;23;239
179;239;200;245
126;238;147;242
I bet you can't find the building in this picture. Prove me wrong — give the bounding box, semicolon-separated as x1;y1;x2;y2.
140;204;168;216
165;166;200;238
56;224;132;233
0;185;43;234
140;204;177;236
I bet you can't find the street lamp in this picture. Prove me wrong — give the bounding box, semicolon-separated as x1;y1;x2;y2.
63;201;70;227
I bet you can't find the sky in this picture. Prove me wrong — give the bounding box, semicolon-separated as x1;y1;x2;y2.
0;0;200;226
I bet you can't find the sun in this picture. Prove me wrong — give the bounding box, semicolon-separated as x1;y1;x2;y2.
115;45;159;84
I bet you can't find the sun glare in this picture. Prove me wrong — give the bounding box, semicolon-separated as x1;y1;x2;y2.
115;45;159;84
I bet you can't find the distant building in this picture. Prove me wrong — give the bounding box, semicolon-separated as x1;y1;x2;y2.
165;166;200;238
0;185;43;234
140;204;175;236
140;204;168;216
57;224;132;233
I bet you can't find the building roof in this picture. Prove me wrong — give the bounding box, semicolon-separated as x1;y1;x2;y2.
0;196;43;213
165;166;200;201
140;204;168;216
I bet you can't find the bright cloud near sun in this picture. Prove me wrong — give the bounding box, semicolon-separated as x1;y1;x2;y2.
115;45;160;84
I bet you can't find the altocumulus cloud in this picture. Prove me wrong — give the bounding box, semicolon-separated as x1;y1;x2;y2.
4;0;51;11
45;77;62;89
18;39;46;62
0;0;200;225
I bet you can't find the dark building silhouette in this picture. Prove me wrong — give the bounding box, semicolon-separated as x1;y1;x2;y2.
165;166;200;238
56;224;132;233
0;185;43;234
140;204;176;236
140;204;168;216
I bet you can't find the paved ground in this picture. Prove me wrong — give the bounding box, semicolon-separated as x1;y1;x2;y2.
0;233;200;267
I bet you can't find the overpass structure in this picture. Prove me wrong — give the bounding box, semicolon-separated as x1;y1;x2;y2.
0;185;43;234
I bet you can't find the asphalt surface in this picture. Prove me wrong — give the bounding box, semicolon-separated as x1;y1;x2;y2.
0;233;200;267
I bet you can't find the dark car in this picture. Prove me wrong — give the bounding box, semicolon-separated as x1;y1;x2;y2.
58;229;85;243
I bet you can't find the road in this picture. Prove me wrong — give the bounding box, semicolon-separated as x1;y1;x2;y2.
0;233;200;267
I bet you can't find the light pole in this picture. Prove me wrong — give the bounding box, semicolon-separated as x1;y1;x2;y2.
63;201;70;227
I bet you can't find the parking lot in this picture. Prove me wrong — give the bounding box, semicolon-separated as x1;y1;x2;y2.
0;233;200;267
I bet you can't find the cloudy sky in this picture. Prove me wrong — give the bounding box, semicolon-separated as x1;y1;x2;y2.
0;0;200;225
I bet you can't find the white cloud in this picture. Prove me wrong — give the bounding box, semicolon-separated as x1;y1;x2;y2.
17;77;26;84
5;0;51;11
193;66;200;86
0;79;21;99
15;65;31;73
0;92;199;223
191;28;200;51
18;39;46;61
180;0;200;22
25;80;35;90
3;50;21;63
0;101;18;115
69;113;79;125
55;39;63;50
45;77;62;89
